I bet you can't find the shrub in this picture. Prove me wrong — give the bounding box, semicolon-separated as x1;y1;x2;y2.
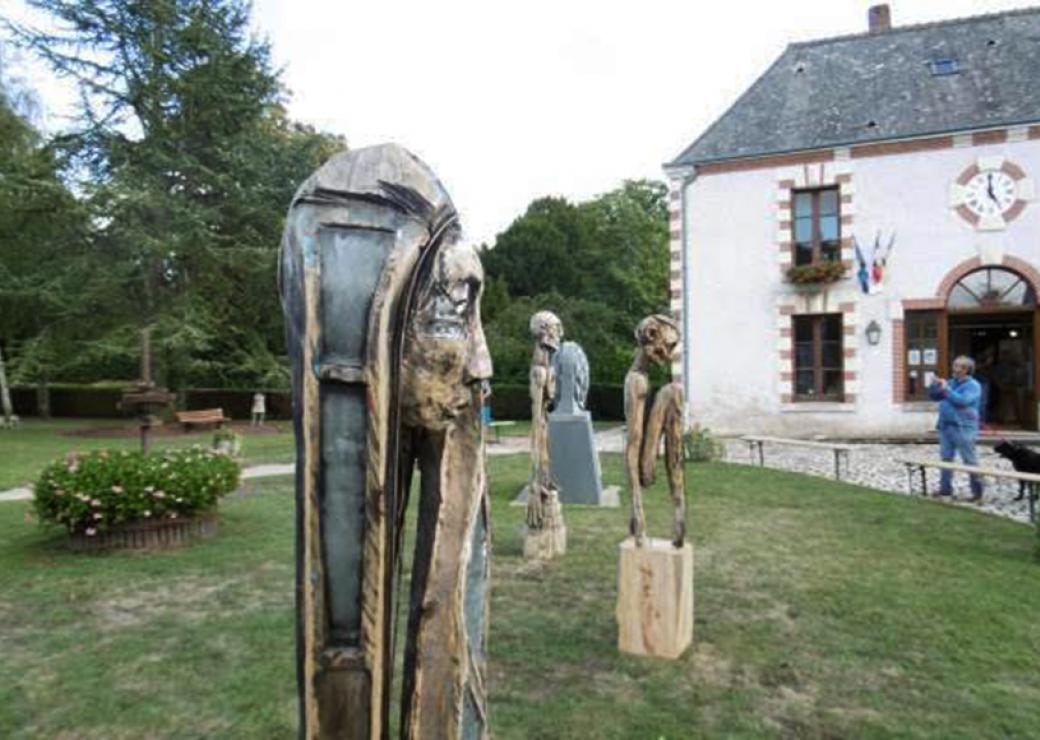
683;425;725;463
33;448;240;536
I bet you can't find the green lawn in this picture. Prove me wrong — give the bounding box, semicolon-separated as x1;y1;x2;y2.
0;418;296;490
488;419;620;439
1;453;1038;738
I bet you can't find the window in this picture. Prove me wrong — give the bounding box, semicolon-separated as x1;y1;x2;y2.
947;267;1036;310
793;314;844;401
792;187;841;266
905;311;943;400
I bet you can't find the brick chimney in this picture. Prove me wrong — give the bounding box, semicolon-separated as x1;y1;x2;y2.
868;4;892;33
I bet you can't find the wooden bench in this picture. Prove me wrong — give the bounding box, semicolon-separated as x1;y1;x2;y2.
897;457;1039;522
487;420;517;444
741;435;855;480
175;408;230;431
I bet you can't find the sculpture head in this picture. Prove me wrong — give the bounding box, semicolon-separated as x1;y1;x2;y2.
635;314;680;367
401;236;493;430
530;311;563;353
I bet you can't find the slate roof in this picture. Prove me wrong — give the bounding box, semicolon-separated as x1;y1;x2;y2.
669;7;1040;168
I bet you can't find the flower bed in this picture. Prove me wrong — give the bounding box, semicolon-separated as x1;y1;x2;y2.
33;447;240;546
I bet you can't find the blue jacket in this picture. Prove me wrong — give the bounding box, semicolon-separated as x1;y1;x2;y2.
928;376;981;432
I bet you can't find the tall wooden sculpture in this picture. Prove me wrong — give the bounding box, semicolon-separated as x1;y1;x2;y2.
624;314;685;547
524;311;567;560
617;314;692;659
280;144;492;739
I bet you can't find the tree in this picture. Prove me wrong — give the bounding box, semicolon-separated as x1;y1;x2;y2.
6;0;343;390
0;49;86;414
481;179;670;387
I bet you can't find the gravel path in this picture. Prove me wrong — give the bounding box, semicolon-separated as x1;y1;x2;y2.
722;438;1036;524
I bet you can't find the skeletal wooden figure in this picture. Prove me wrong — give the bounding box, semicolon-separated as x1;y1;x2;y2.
624;315;685;548
280;144;492;739
524;311;566;558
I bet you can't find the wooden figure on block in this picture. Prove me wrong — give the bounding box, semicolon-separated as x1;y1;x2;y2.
524;310;567;560
280;144;492;739
618;314;692;659
624;314;686;548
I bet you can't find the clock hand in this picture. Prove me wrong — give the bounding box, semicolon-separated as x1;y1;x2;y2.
987;173;998;203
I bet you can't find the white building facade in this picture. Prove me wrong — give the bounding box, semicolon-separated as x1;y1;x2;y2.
665;6;1040;436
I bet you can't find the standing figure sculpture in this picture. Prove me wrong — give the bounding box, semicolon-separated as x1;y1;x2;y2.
624;315;686;548
524;311;567;559
280;144;492;739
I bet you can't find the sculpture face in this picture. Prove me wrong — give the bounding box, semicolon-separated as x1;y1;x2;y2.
637;315;680;366
402;239;493;430
530;311;563;353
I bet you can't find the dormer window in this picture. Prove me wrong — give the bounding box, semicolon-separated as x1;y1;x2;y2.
929;58;959;76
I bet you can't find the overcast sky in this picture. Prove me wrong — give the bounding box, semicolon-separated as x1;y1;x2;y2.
4;0;1034;244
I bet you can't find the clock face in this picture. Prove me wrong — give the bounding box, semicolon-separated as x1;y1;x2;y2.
963;170;1016;217
950;158;1035;231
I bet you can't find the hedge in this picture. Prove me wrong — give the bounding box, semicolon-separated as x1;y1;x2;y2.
10;383;626;421
487;382;626;421
10;385;292;421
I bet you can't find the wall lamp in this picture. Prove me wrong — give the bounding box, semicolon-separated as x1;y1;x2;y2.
865;320;882;346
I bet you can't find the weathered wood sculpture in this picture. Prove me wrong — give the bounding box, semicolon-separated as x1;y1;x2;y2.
280;144;492;739
618;314;692;658
624;314;686;548
523;311;567;560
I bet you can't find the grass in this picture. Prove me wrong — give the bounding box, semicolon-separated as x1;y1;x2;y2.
1;450;1039;737
487;419;620;439
0;418;296;490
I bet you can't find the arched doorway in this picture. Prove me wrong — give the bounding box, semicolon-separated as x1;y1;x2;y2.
946;266;1037;428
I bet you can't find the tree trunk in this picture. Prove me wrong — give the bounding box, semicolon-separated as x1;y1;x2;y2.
0;343;14;425
36;373;50;419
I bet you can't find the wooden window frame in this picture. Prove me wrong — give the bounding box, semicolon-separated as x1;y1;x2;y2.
792;313;845;402
903;310;947;402
791;186;842;267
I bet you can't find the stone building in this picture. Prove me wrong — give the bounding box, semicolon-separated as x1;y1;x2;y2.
665;5;1040;435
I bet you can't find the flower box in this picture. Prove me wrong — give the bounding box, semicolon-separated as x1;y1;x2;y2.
785;261;848;285
68;512;219;552
33;447;239;550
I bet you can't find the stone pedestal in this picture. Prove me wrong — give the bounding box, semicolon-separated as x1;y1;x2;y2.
549;411;607;505
616;537;693;659
523;490;567;560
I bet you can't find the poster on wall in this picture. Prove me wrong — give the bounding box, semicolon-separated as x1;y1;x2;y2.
923;348;938;365
908;349;921;365
924;371;937;387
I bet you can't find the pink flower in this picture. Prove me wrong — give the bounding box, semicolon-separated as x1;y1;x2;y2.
111;485;124;494
90;498;101;506
65;452;81;473
143;510;152;518
93;512;103;520
153;491;166;499
85;527;97;536
145;485;154;492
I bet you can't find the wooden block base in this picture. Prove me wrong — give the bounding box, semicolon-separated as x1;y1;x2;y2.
523;522;567;560
616;536;693;659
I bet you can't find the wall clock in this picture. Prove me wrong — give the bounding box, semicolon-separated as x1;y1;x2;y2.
949;156;1035;230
